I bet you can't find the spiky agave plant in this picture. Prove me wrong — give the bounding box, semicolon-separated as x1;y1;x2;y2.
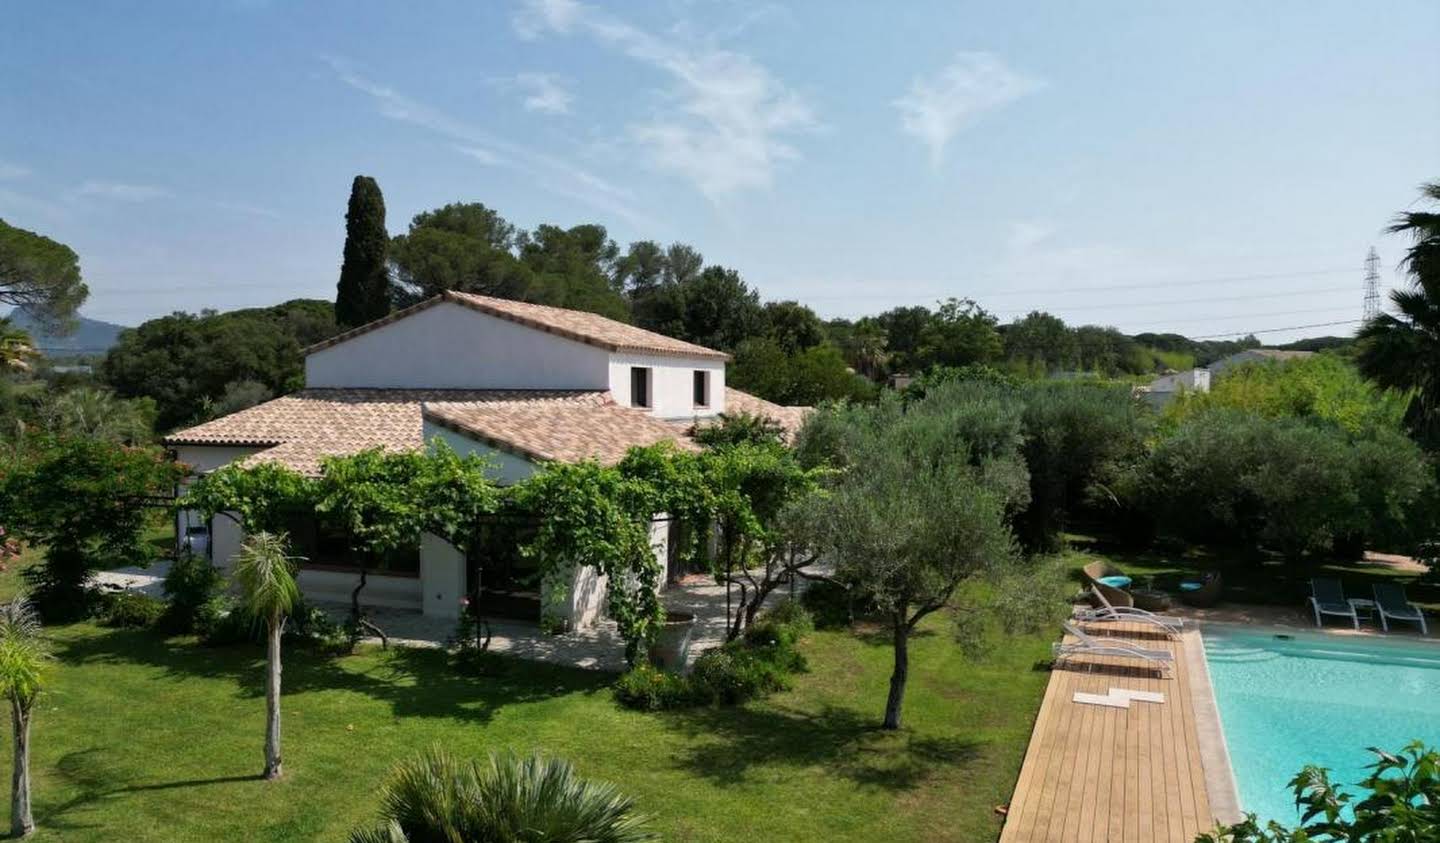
350;749;656;843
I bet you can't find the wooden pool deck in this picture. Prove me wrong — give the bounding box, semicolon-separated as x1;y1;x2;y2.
999;620;1222;843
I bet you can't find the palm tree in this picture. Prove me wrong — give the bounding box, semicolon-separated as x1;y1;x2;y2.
0;599;49;837
38;387;153;444
842;318;889;381
349;750;655;843
0;320;36;374
1357;182;1440;446
232;532;300;781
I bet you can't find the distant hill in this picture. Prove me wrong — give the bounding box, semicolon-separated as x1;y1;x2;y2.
1275;335;1354;354
4;307;128;356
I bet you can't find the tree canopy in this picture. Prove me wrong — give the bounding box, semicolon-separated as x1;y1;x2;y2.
0;219;87;330
100;299;339;431
0;437;185;618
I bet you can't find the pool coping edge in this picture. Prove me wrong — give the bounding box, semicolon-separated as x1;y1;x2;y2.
1185;623;1244;826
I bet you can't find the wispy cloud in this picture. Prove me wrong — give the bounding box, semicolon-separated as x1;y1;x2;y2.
895;52;1042;167
323;55;654;230
211;199;282;220
511;72;573;115
454;145;506;166
0;161;29;180
515;0;816;201
1007;220;1054;252
73;181;171;202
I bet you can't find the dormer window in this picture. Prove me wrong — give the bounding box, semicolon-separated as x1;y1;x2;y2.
630;367;652;408
693;370;710;407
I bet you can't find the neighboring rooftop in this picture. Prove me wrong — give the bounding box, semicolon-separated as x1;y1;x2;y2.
1207;348;1316;371
165;387;801;475
304;290;730;361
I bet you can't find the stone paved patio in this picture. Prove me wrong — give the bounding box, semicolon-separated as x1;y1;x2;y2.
93;560;805;672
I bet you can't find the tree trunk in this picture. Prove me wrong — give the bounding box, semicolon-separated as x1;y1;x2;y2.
10;698;32;837
882;616;909;730
263;616;283;780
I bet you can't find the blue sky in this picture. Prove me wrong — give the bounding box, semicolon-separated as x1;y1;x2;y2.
3;0;1438;342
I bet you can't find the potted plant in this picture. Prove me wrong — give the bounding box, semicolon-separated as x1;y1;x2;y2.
646;610;696;671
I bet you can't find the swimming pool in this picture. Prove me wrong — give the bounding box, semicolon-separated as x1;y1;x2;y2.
1202;625;1440;825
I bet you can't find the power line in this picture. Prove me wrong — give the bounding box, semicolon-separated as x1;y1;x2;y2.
1116;304;1358;327
801;266;1359;301
85;266;1362;301
992;286;1355;316
1187;319;1364;340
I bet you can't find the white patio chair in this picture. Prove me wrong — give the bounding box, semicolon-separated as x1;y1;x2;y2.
1052;621;1173;676
1074;587;1183;636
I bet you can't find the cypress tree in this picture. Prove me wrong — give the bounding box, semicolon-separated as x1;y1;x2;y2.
335;176;390;329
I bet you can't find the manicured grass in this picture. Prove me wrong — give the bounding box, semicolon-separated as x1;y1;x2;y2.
1061;533;1440;612
0;576;1052;840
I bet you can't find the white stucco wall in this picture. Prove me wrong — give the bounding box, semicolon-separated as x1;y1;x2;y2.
608;352;726;420
211;513;244;568
1149;368;1210;394
172;444;265;474
419;532;467;619
306;302;613;390
423;425;539;485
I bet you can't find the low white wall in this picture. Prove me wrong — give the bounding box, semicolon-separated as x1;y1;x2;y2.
419;532;466;619
211;513;244;568
568;565;609;630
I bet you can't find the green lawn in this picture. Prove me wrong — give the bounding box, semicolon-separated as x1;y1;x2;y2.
0;551;1051;842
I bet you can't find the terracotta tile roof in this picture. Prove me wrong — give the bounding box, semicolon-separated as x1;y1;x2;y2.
722;388;813;435
163;388;698;476
424;401;700;465
667;388;813;443
305;290;730;361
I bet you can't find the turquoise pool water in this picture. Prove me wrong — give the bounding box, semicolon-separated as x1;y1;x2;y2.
1203;626;1440;825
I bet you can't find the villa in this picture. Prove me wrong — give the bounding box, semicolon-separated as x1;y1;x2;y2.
164;290;808;629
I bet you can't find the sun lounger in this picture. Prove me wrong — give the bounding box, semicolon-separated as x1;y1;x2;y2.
1053;621;1173;675
1075;587;1183;635
1308;579;1359;630
1373;583;1428;635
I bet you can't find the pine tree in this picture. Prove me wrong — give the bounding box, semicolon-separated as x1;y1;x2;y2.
335;176;390;329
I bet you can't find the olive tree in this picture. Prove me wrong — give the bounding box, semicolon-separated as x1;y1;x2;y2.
799;394;1025;729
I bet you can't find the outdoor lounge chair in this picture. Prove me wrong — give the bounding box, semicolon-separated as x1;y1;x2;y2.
1373;583;1428;635
1179;571;1224;608
1308;579;1359;630
1081;561;1133;609
1074;587;1183;635
1052;621;1173;675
